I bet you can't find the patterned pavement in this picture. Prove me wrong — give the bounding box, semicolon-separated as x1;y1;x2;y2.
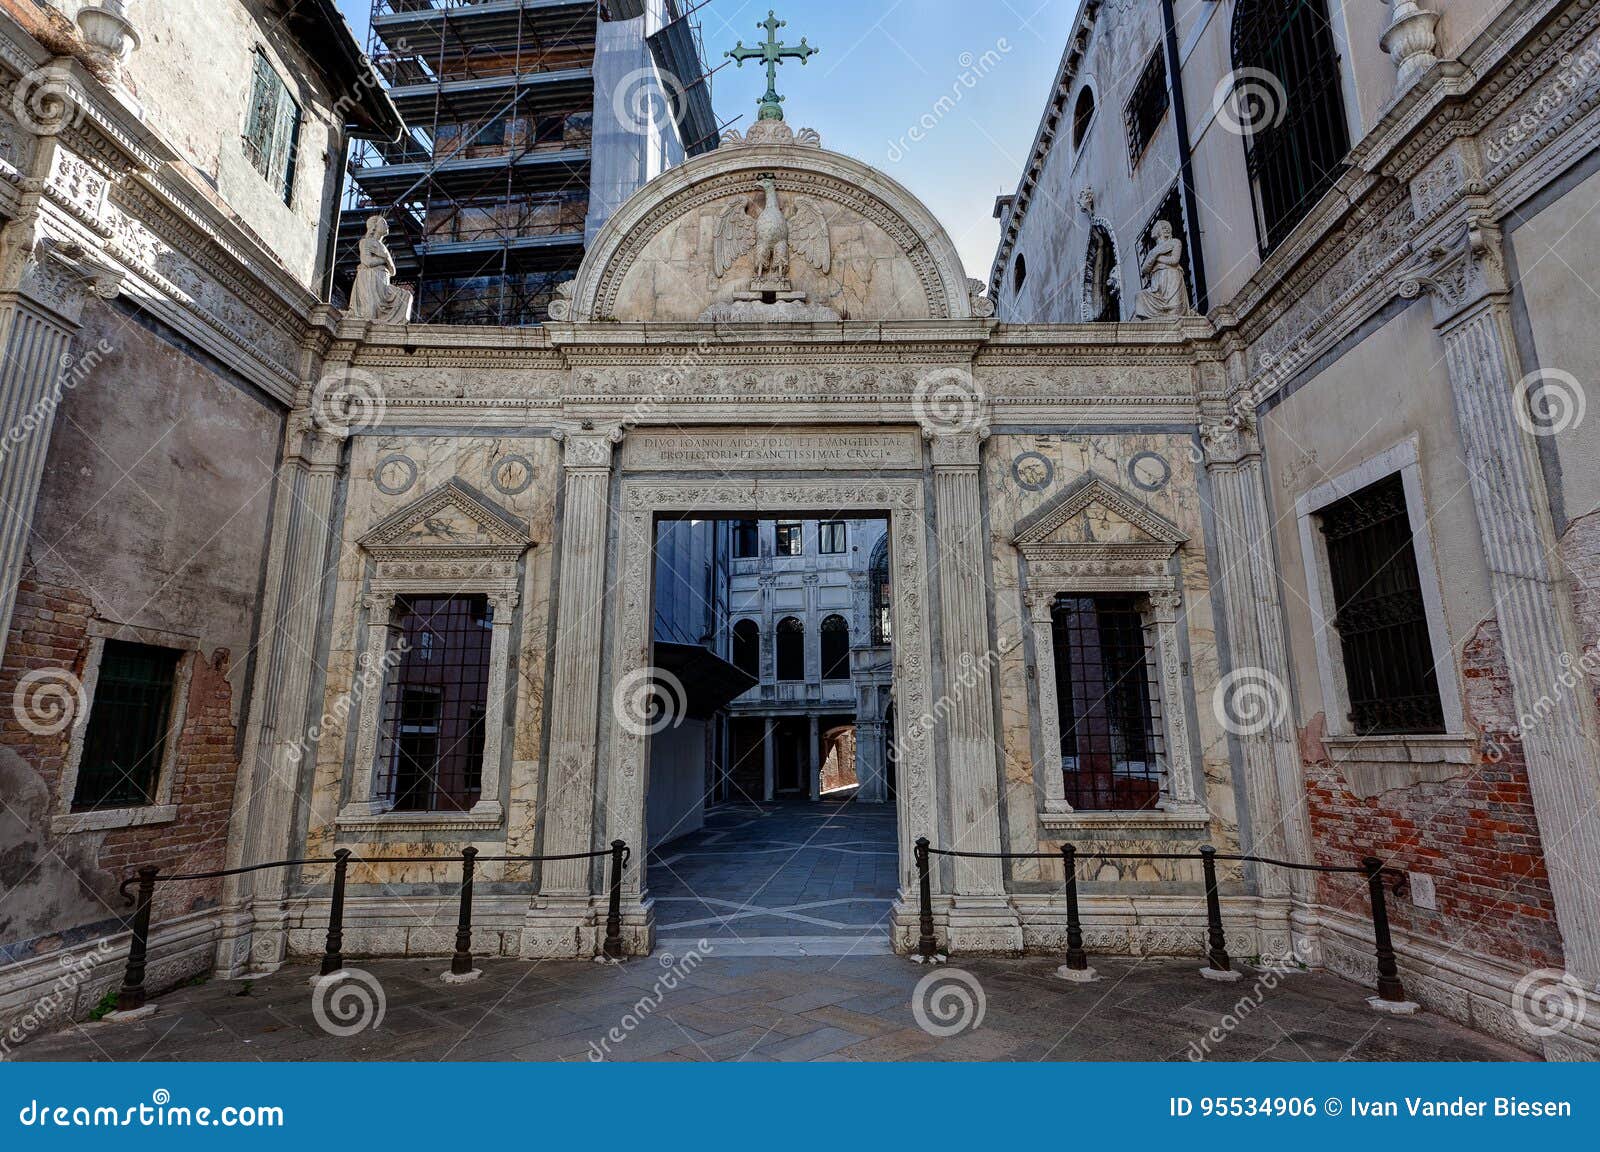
648;800;900;954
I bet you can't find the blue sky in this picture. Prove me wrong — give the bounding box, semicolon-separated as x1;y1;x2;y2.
338;0;1075;280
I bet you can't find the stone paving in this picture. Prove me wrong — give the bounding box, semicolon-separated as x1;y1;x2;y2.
648;800;900;953
11;952;1530;1063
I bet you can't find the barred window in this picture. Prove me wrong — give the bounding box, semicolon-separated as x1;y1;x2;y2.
1051;595;1163;811
1318;474;1445;735
821;614;851;680
72;642;181;811
243;52;301;204
380;596;493;812
1124;49;1169;167
1231;0;1351;253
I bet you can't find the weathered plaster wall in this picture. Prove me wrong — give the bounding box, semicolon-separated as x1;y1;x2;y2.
1261;301;1563;969
0;297;282;959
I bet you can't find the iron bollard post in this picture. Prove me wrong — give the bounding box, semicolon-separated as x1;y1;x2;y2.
914;837;938;959
1363;856;1408;1002
1061;844;1089;971
451;847;478;977
604;840;628;960
320;849;351;976
116;866;159;1011
1200;846;1232;973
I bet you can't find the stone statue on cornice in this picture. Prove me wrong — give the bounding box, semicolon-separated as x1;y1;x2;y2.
348;215;414;324
1133;220;1192;320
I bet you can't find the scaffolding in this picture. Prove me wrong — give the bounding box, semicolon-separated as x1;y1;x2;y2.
338;1;716;326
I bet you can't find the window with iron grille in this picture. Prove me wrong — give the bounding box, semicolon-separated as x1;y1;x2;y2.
775;521;804;556
243;51;301;205
1051;595;1164;811
776;616;806;681
870;539;893;645
1318;474;1445;735
1231;0;1351;254
821;615;851;680
380;596;493;812
732;519;760;558
1124;49;1169;167
819;521;847;554
72;641;181;811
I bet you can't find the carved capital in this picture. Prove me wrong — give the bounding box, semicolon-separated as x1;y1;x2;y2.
1023;590;1057;623
362;591;397;617
923;426;989;468
1397;216;1509;328
1198;407;1258;467
2;235;123;326
554;424;624;470
1146;589;1183;619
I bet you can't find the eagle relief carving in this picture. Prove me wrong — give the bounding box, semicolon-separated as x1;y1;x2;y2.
708;176;835;320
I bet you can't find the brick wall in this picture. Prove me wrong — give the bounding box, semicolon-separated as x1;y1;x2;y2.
0;575;242;947
1300;618;1563;971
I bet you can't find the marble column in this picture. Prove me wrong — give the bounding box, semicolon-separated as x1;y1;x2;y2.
925;428;1020;951
1402;219;1600;982
856;718;885;802
218;407;346;975
762;717;776;802
0;237;123;663
537;429;621;899
809;714;822;800
1200;397;1307;901
1024;590;1071;813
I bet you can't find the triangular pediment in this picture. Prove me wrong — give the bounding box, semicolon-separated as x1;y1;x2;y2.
1013;475;1186;552
360;478;530;555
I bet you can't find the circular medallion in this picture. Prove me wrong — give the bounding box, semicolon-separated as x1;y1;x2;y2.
1011;451;1055;493
373;454;418;496
1127;451;1171;493
491;454;536;496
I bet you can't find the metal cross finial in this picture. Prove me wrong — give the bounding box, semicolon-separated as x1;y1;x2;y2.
726;9;818;122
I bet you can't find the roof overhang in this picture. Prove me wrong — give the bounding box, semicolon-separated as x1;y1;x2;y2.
287;0;405;141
